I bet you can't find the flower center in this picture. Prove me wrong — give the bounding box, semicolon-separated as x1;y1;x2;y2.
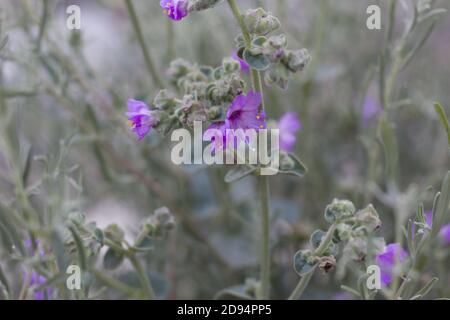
228;110;242;121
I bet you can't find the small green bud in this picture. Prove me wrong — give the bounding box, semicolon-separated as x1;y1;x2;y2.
262;34;287;62
222;57;241;74
153;207;175;231
284;49;311;73
243;8;280;35
149;110;170;131
354;204;382;232
264;65;289;90
154;89;179;111
144;207;175;236
324;199;356;223
168;59;192;83
104;224;125;244
206;106;222;121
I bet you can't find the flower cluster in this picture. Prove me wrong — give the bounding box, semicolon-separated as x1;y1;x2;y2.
293;200;382;276
235;8;311;90
127;57;252;141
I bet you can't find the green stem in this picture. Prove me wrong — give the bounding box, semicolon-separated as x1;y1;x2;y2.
124;0;165;89
288;269;315;300
227;0;270;299
227;0;252;45
288;223;337;300
259;175;271;299
129;254;156;300
104;238;155;299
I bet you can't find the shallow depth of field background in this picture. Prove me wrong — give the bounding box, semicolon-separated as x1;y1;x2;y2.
0;0;449;299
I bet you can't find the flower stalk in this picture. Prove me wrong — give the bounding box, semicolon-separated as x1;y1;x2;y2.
227;0;270;299
124;0;165;89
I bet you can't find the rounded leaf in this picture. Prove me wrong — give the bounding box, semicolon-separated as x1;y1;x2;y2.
103;248;124;270
243;49;270;71
293;250;316;276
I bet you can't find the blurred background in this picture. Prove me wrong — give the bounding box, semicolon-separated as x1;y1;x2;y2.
0;0;449;299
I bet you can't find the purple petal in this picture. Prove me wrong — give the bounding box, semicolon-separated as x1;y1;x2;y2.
376;243;408;286
160;0;188;21
232;51;250;74
278;112;301;152
279;112;301;133
127;99;149;113
440;224;450;244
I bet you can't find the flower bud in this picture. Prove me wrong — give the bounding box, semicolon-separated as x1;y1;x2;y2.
324;199;356;223
153;207;176;230
222;57;241;74
243;8;280;35
177;95;207;127
144;207;175;235
264;65;289;90
104;224;125;244
262;34;287;62
354;204;382;232
284;49;311;73
168;58;192;84
318;255;336;273
206;106;222;120
154;89;179;111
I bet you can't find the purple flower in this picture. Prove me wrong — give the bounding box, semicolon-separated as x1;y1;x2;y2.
126;99;157;140
362;88;381;123
28;271;53;300
278;112;301;152
23;239;53;300
232;51;250;74
412;210;450;245
205;91;266;151
424;211;433;227
439;224;450;244
226;91;265;130
376;243;408;286
160;0;188;21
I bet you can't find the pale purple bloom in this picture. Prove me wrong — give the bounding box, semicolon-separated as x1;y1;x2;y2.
232;51;250;74
278;112;301;152
424;211;433;227
160;0;188;21
29;271;53;300
226;91;265;130
439;224;450;244
376;243;408;286
24;239;53;300
362;88;381;123
126;99;157;140
413;210;450;245
205;91;266;151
